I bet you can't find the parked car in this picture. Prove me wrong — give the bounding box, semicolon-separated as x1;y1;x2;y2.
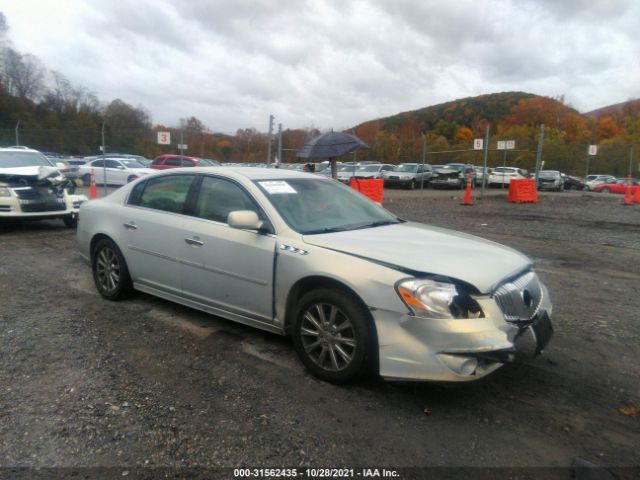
151;155;219;169
561;174;585;190
77;168;553;383
537;170;564;191
585;175;616;191
487;167;529;187
593;178;639;194
474;166;492;186
336;163;383;184
0;147;87;227
383;163;433;189
78;157;154;186
54;159;83;182
429;164;474;189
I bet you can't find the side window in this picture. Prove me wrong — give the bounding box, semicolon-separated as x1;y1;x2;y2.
194;176;258;224
92;160;105;168
166;158;181;166
128;180;147;206
181;159;195;167
105;160;121;169
136;175;195;213
151;158;163;166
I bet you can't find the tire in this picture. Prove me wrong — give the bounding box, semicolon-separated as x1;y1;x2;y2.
62;214;77;229
570;185;578;190
92;238;133;300
127;175;138;183
292;288;374;384
408;180;416;190
601;187;610;194
82;174;91;186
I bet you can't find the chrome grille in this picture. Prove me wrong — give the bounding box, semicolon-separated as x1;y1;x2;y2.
492;271;543;323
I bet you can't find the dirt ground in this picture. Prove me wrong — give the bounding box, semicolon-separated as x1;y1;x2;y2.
0;187;639;478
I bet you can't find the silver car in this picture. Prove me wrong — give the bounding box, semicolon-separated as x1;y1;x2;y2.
77;168;553;384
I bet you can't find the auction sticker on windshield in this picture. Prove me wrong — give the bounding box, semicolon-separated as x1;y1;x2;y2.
258;181;297;194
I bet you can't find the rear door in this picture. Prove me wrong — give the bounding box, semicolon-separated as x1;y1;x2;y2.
122;174;197;296
180;175;276;324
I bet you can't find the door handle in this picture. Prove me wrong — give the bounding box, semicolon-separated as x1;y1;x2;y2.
185;237;204;246
123;222;138;230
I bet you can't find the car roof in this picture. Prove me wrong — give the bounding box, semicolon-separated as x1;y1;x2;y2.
155;166;320;181
0;147;42;153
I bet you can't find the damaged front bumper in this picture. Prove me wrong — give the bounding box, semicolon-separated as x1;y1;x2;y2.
0;167;87;219
372;283;553;382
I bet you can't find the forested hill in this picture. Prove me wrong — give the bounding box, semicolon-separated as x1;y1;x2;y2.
353;92;579;133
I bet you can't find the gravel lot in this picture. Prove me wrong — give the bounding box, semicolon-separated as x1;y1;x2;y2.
1;187;639;477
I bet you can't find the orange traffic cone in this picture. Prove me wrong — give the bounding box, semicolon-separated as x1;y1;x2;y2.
633;185;640;204
89;168;97;199
461;172;473;206
623;176;632;206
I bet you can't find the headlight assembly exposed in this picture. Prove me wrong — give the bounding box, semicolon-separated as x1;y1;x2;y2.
396;278;483;319
0;187;11;197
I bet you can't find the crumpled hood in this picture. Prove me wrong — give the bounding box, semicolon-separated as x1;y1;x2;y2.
303;222;531;293
0;166;66;185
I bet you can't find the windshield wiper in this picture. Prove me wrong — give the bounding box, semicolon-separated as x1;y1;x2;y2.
304;226;353;234
350;219;401;230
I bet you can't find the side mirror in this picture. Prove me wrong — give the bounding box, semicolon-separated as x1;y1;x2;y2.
227;210;264;231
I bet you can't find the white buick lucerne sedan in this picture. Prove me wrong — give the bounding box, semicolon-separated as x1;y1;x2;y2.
77;168;553;384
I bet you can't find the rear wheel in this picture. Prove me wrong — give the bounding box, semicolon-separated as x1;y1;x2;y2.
92;238;133;300
601;187;611;194
293;288;374;384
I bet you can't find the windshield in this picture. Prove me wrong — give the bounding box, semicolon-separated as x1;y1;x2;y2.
338;164;356;172
395;164;418;172
357;165;381;172
539;171;559;178
493;167;513;173
120;159;146;168
0;151;54;168
255;178;400;234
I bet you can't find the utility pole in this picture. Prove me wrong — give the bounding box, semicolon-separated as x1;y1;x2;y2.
277;123;283;168
420;133;427;191
180;127;184;157
629;146;634;178
266;114;274;166
534;124;544;182
101;121;107;196
15;120;20;146
481;124;490;198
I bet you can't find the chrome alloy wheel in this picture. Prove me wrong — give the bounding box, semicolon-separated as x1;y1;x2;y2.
95;247;120;293
300;303;357;372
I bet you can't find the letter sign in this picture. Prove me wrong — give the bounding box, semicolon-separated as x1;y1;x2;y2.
588;145;598;156
473;139;483;150
497;141;506;150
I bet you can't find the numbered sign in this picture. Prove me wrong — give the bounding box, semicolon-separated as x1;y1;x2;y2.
506;140;515;149
157;131;171;145
473;139;484;150
497;141;506;150
588;145;598;156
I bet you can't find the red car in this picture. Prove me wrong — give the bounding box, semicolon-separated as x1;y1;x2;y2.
151;155;220;170
593;178;639;194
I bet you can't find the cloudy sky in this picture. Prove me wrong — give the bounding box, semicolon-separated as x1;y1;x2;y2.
1;0;639;133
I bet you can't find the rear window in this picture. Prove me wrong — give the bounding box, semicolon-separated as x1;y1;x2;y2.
129;175;195;214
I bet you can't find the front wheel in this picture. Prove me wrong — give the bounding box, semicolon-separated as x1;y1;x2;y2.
92;238;133;300
601;187;611;194
292;288;374;384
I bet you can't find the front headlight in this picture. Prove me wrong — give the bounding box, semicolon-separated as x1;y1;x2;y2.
0;187;11;197
396;278;483;319
401;175;412;180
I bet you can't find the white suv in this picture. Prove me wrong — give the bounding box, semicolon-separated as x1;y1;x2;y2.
488;167;528;187
0;148;87;227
